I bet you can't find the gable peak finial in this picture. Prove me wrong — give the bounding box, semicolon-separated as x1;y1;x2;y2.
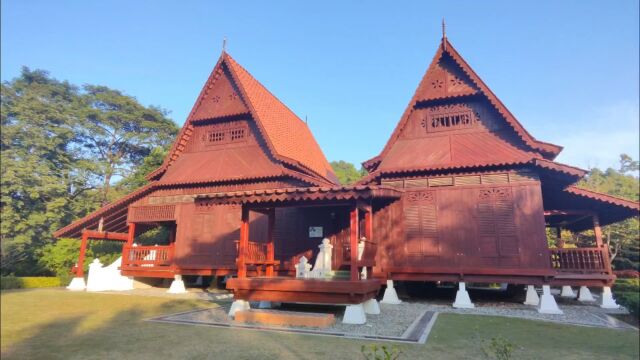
222;36;227;53
442;18;447;50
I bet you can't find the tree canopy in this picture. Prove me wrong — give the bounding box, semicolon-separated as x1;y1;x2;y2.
330;160;367;185
1;68;178;276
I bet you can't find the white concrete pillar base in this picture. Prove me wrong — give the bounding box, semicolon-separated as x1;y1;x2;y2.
167;275;187;294
67;277;86;291
560;286;576;298
578;286;595;302
228;300;251;318
363;298;380;315
538;285;563;314
523;285;540;306
194;276;203;286
453;282;475;309
380;280;402;305
258;301;272;309
342;303;367;324
599;287;620;309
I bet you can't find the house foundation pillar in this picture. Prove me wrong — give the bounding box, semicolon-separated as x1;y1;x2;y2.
453;282;474;309
363;298;380;315
67;277;86;291
560;286;576;298
578;286;595;302
380;280;402;304
538;285;563;314
523;285;539;306
599;287;620;309
228;299;250;318
343;303;366;324
167;274;186;294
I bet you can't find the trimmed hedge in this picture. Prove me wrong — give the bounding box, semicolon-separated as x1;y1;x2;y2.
614;278;640;317
1;276;62;290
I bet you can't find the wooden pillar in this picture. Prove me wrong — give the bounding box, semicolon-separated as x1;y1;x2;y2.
266;208;275;277
122;223;136;268
350;205;359;281
237;206;249;278
364;206;373;276
76;231;89;277
168;224;176;244
555;227;564;248
593;214;612;271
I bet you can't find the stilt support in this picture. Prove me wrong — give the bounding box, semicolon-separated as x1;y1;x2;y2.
380;280;402;305
453;282;475;309
363;298;380;315
599;287;620;309
560;285;576;298
167;275;187;294
258;301;272;309
67;277;86;291
578;286;595;302
524;285;539;306
342;303;366;324
228;299;250;318
538;285;563;314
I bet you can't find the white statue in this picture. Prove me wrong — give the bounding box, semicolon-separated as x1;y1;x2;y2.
295;256;312;278
310;238;334;278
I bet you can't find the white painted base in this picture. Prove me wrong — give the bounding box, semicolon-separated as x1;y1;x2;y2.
523;285;540;306
342;303;366;324
380;280;402;305
67;277;86;291
453;282;475;309
228;300;250;318
560;286;576;298
86;257;134;292
363;299;380;315
578;286;595;302
599;287;620;309
167;275;187;294
538;285;563;314
258;301;272;309
194;276;203;286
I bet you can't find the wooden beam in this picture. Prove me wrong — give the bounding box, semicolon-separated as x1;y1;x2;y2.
76;231;89;277
237;206;250;278
83;230;129;241
544;210;596;217
349;205;359;281
266;208;275;277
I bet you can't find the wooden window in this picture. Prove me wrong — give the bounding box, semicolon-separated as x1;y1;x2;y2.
404;191;439;256
208;131;225;143
230;128;245;141
423;104;479;133
428;177;453;187
477;187;519;257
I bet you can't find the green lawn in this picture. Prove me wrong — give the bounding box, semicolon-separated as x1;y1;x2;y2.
1;289;638;360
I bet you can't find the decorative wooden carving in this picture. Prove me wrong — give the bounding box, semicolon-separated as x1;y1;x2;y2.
129;205;176;222
421;104;479;133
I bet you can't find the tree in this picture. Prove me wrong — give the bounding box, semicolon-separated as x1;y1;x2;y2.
1;68;178;275
77;85;177;204
577;154;640;271
331;160;367;185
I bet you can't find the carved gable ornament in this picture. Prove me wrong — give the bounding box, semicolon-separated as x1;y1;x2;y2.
191;67;249;121
419;57;477;101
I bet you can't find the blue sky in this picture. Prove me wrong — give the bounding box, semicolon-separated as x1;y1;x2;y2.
2;0;638;171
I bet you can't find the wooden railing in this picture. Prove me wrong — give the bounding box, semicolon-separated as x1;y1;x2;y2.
235;241;268;263
122;244;174;268
550;248;608;273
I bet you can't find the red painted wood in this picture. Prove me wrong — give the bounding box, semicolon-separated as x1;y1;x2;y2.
350;206;359;281
237;207;249;278
76;231;89;277
266;208;275;276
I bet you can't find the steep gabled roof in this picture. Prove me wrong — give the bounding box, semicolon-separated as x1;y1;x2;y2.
148;52;338;185
362;36;562;174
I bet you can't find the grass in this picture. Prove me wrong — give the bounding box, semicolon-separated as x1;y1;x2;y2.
1;289;639;360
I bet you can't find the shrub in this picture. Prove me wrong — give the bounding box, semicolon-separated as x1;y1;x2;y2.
613;278;640;293
1;276;61;290
617;292;639;317
482;336;515;360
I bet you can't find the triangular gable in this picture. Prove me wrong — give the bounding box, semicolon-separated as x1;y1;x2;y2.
363;37;562;173
148;52;338;185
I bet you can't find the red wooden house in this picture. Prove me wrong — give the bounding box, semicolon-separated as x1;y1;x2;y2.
55;35;638;320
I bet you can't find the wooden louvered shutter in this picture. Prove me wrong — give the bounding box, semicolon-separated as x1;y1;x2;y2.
404;191;439;256
477;187;519;258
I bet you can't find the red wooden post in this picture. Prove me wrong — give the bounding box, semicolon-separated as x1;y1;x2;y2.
266;208;275;277
592;214;611;272
237;206;249;278
122;223;135;268
127;223;136;246
364;205;373;275
76;230;89;277
350;206;359;281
